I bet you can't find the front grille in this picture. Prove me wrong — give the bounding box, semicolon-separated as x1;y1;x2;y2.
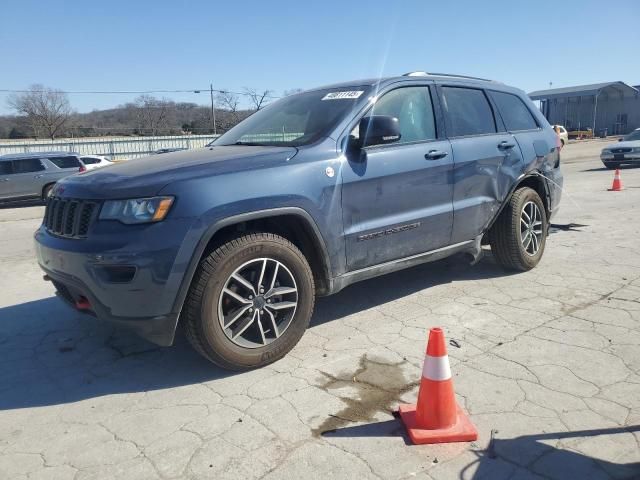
44;197;99;238
611;148;632;154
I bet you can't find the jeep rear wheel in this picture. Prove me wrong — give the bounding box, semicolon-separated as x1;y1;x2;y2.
183;232;315;370
490;187;547;271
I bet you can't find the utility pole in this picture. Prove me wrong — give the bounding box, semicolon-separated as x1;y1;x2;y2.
210;83;217;135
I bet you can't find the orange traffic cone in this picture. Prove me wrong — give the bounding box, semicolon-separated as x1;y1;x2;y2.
398;327;477;444
609;169;624;191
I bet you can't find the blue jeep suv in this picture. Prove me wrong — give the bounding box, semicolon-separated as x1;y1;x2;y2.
35;72;562;369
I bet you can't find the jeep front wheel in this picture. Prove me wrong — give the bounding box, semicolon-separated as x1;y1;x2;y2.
490;187;547;271
183;232;315;370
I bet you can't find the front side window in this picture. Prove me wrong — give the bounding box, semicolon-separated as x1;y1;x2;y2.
81;157;101;165
623;130;640;141
490;91;538;131
213;86;371;147
361;86;436;144
48;156;80;169
441;87;496;137
12;158;45;173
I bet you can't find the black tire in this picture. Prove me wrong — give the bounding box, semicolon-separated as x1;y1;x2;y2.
183;232;315;370
490;187;547;271
42;184;54;200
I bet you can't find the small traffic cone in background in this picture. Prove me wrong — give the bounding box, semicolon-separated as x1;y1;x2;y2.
609;169;624;191
398;327;477;444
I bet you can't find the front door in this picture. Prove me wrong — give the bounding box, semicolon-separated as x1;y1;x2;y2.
341;85;454;271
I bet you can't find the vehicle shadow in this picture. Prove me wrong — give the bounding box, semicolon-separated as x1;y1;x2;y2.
324;422;640;478
0;254;510;411
312;253;511;327
0;199;45;209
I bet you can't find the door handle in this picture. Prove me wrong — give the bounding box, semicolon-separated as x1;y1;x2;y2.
498;141;516;150
425;150;448;160
34;174;44;178
0;178;9;182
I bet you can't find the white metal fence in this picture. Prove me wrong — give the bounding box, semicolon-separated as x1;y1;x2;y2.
0;134;219;161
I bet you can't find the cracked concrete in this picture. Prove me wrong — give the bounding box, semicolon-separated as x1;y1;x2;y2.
1;141;639;479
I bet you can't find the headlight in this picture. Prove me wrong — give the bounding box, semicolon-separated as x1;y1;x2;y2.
633;147;640;153
100;196;174;224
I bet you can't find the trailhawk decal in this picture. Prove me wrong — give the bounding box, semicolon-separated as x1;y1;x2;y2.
357;222;421;242
321;91;364;100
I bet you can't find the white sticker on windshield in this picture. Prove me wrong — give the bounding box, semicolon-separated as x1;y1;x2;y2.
321;91;364;101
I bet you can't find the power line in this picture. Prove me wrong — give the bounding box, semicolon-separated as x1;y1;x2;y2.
0;87;281;99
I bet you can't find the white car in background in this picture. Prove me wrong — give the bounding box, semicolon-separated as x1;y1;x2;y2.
552;125;569;147
80;155;113;170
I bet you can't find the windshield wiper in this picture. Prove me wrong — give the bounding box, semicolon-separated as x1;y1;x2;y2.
231;141;266;146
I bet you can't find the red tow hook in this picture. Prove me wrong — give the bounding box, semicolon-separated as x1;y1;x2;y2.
75;296;91;310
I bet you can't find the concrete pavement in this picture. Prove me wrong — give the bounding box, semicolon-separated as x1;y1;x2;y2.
0;141;639;479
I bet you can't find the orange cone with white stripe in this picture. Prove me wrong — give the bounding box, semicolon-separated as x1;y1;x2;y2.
398;327;477;444
609;169;624;191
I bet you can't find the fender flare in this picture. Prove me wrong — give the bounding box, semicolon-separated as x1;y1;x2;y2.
485;171;551;233
171;206;332;315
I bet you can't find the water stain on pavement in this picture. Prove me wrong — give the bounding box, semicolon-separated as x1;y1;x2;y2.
313;355;419;437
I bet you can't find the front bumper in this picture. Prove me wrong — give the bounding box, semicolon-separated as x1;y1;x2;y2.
601;153;640;165
34;218;195;346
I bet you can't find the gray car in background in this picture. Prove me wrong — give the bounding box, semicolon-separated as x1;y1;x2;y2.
0;152;85;202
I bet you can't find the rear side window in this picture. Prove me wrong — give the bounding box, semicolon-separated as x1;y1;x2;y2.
490;91;538;131
48;156;80;169
81;157;101;165
0;161;13;174
441;87;496;137
12;158;45;173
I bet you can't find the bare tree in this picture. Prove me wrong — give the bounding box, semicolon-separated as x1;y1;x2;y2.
216;90;240;121
243;87;273;111
132;95;171;135
7;84;72;139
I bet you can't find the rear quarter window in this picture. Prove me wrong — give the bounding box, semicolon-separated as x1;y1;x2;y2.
441;87;496;137
48;156;81;169
489;91;539;131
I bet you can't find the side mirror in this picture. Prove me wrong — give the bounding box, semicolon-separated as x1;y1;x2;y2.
359;115;401;147
618;138;623;142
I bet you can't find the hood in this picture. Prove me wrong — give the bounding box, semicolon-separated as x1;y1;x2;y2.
53;145;298;199
605;140;640;150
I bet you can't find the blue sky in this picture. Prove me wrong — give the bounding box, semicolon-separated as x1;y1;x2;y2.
1;0;638;114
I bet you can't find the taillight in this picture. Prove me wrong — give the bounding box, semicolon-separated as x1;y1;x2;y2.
79;164;86;173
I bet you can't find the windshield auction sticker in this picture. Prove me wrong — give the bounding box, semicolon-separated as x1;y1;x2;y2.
321;91;364;100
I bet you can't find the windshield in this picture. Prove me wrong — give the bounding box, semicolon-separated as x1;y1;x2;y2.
212;87;371;147
623;130;640;141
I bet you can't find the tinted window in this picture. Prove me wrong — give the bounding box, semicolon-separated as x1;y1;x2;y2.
48;156;80;169
490;91;538;131
13;158;45;173
363;86;436;143
81;157;101;165
0;161;12;175
441;87;496;137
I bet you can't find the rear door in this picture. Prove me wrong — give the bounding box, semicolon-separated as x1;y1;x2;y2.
9;158;47;197
341;84;454;270
488;90;547;171
438;85;524;244
45;156;81;182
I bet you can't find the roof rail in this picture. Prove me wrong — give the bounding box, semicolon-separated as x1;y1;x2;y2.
402;71;497;83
